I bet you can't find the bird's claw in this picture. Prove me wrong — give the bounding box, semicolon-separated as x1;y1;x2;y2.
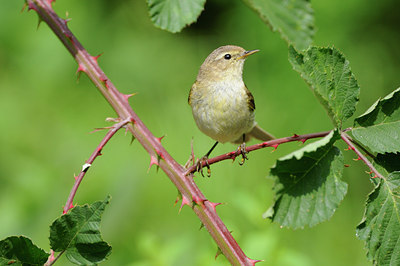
237;143;248;165
195;156;211;177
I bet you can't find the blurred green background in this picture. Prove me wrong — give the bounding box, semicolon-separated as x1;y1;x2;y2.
1;0;399;265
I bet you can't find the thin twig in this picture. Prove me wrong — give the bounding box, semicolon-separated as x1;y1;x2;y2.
186;130;334;175
63;118;131;214
341;132;384;179
48;250;64;266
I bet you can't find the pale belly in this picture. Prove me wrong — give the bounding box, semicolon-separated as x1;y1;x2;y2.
190;83;255;143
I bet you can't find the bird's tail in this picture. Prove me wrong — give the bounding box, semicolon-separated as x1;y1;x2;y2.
233;124;275;144
249;124;275;141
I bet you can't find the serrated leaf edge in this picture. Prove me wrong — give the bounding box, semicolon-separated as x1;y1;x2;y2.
146;0;206;33
51;196;110;253
354;87;400;126
357;172;400;264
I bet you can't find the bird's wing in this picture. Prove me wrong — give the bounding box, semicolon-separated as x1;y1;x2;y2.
188;81;197;105
244;84;255;111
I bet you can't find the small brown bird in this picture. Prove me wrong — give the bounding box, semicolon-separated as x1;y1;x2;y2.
188;45;274;161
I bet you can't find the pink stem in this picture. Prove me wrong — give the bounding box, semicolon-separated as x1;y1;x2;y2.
63;118;131;214
26;0;257;264
186;130;333;175
341;132;384;179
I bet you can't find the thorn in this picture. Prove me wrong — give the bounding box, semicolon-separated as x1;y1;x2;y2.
27;2;38;12
192;195;205;206
130;135;135;144
299;138;307;144
156;135;165;143
248;258;264;265
90;126;113;133
148;155;159;172
271;144;279;152
76;63;87;73
21;3;28;13
372;174;378;178
76;64;86;81
292;133;299;138
155;149;165;160
63;202;74;214
92;53;104;64
100;76;108;84
74;174;78;180
344;164;350;167
65;31;73;40
208;201;222;212
121;127;126;137
345;145;354;151
228;151;237;161
47;0;56;5
64;18;72;25
365;171;373;175
179;195;191;213
184;151;195;170
105;117;121;123
215;247;223;260
123;93;137;101
353;156;362;161
199;222;205;230
174;191;182;206
96;147;103;156
36;16;43;30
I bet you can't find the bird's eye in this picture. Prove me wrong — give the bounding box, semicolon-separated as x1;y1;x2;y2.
224;54;231;60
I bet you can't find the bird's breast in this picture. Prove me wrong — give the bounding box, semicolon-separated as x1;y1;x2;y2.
190;80;255;143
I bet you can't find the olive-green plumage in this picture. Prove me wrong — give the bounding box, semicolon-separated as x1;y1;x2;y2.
189;45;274;144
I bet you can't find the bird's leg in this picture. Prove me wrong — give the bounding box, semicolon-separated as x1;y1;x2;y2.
205;141;219;158
196;141;218;177
238;134;248;165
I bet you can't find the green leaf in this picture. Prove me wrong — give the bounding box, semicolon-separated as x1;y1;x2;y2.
352;88;400;154
288;46;360;127
243;0;314;50
49;196;112;265
356;172;400;265
0;236;49;265
265;130;347;229
147;0;206;33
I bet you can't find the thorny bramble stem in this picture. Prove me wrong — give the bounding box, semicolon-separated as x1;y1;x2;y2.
341;132;384;179
186;130;335;175
25;0;259;264
63;118;131;214
25;1;378;264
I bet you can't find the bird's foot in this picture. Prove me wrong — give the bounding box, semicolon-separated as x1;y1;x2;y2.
195;156;211;177
237;143;248;165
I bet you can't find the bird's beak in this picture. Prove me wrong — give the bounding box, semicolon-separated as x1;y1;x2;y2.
237;49;260;60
